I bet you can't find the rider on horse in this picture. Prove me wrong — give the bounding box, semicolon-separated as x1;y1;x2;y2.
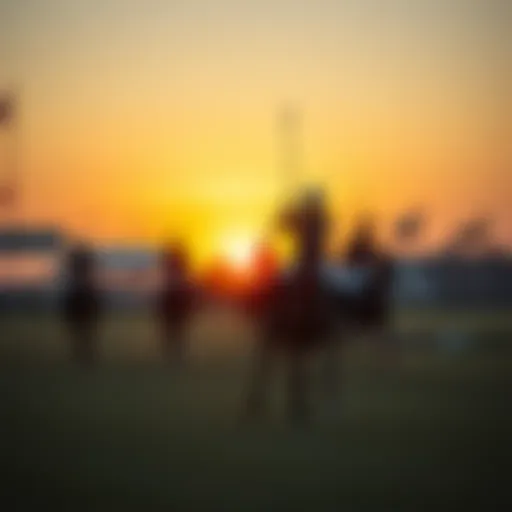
157;242;195;364
62;244;101;365
245;188;333;423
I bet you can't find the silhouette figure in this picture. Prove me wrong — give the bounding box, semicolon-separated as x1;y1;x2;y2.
244;204;399;424
245;189;336;424
156;242;195;365
62;244;101;366
341;217;396;360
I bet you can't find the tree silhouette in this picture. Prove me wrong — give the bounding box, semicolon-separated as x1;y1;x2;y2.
445;217;494;257
393;209;426;257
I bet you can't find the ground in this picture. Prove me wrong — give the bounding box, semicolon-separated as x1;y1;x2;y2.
1;309;511;511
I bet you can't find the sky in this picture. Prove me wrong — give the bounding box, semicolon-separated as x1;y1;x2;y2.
0;0;510;263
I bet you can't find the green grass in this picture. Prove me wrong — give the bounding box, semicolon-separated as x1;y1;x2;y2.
1;310;511;510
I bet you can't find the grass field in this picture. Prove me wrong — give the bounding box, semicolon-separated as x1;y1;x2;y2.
2;309;511;510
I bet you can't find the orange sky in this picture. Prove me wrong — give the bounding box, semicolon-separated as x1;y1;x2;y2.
0;0;510;263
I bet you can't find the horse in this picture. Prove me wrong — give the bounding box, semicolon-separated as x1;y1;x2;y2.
156;243;195;365
62;244;101;366
242;190;335;423
243;205;395;424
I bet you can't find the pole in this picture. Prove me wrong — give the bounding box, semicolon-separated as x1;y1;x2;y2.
278;104;303;200
0;87;21;225
11;86;21;225
258;105;305;252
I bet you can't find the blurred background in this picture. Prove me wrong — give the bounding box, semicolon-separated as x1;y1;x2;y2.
1;1;511;510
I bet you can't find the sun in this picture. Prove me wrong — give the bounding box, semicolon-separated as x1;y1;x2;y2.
221;235;256;271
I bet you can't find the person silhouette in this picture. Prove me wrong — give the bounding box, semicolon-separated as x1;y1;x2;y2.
156;242;195;365
62;244;101;366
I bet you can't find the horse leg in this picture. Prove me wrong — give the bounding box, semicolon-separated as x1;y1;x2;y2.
287;347;309;425
172;326;186;364
71;323;96;366
244;339;273;420
378;324;400;369
162;328;172;362
322;338;342;402
163;324;185;365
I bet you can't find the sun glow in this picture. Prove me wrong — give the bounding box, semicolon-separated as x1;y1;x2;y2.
221;234;256;271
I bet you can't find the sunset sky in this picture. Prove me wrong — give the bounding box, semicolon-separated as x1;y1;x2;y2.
0;0;510;263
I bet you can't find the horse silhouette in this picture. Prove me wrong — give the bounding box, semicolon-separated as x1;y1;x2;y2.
62;244;101;366
244;198;394;424
156;243;195;364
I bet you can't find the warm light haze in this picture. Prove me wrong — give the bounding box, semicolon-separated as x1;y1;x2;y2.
0;0;510;264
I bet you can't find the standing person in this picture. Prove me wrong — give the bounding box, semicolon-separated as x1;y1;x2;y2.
157;242;195;365
62;244;101;366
